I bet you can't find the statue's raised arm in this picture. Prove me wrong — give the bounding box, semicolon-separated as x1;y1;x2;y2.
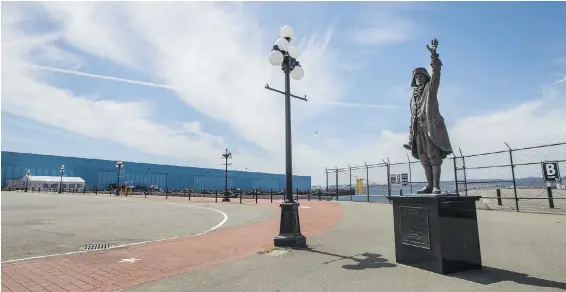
427;39;442;95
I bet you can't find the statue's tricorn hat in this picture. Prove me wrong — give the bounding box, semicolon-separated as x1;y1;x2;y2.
411;67;431;87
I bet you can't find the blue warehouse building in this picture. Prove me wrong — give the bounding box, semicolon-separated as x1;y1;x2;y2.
1;151;312;191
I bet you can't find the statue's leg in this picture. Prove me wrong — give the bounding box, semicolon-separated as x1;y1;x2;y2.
416;163;433;194
432;165;441;194
429;143;444;195
415;128;433;194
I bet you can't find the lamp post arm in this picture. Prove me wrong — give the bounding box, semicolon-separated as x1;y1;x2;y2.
265;84;307;101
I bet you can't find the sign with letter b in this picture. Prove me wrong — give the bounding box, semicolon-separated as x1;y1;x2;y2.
542;162;561;182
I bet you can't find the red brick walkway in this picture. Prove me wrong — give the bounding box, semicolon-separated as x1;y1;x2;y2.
2;199;342;292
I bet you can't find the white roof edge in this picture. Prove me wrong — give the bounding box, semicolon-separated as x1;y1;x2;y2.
22;176;86;183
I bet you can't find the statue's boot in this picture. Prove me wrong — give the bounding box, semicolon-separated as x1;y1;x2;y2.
432;165;441;194
416;164;433;194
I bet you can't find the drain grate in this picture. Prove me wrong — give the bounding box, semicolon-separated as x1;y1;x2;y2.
79;244;118;251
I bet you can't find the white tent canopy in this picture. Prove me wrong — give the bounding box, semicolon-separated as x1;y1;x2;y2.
21;176;85;184
8;175;86;190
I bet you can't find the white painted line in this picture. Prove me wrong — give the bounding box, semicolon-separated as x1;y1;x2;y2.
299;206;311;209
118;258;142;263
1;196;229;264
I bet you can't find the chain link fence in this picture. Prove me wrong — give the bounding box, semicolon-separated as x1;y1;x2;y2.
328;142;566;214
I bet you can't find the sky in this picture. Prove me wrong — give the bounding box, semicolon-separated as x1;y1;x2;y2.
1;1;566;186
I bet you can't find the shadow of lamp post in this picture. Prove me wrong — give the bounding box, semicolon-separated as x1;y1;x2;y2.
115;160;124;196
266;25;307;248
221;149;232;202
58;165;64;193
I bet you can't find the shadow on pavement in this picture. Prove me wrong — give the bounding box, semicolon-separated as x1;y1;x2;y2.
301;247;397;270
453;267;566;290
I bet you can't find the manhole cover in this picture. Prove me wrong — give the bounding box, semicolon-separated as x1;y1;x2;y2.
79;244;118;251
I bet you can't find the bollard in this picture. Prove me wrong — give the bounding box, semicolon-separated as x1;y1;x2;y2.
270;189;273;203
189;189;191;201
319;189;322;201
240;189;243;204
255;191;258;204
183;189;186;197
215;190;218;203
308;189;311;201
547;186;555;209
496;189;502;206
400;189;403;196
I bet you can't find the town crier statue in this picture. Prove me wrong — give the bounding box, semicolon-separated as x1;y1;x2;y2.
402;39;453;194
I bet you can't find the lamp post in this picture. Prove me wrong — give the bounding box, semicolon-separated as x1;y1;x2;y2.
221;149;232;202
24;169;31;192
266;25;307;248
116;160;124;196
58;165;64;193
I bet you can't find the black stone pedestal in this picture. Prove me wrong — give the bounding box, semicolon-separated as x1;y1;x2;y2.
274;202;306;247
389;194;482;275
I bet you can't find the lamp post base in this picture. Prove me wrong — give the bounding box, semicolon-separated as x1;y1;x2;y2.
222;191;230;202
274;202;306;247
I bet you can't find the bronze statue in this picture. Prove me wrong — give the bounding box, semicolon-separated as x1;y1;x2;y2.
403;39;453;194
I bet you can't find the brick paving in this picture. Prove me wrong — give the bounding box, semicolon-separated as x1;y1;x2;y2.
2;199;342;292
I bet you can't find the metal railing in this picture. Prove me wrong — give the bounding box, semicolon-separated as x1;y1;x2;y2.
326;142;566;214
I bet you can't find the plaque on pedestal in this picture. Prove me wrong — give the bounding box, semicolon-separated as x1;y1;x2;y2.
389;194;482;275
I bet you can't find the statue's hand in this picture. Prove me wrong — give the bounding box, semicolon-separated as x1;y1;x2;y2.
427;39;439;57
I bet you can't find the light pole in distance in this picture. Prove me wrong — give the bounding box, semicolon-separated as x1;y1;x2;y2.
266;25;307;248
116;160;124;196
221;149;232;202
24;169;31;192
58;165;65;193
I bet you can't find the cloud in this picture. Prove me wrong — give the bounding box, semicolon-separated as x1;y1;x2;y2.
1;9;226;167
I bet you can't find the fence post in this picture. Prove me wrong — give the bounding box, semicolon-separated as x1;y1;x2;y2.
240;189;243;204
496;188;502;206
318;189;322;201
504;143;519;212
256;191;258;204
407;154;413;194
348;165;353;201
188;189;191;201
270;189;273;203
365;162;370;202
458;148;469;196
386;158;392;197
547;186;555;209
452;155;459;194
308;189;310;201
335;167;339;201
325;168;329;192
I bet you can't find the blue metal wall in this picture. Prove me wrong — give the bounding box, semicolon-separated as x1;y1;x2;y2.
1;151;311;191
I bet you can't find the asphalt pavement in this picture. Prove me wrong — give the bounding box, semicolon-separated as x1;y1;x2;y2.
124;201;566;292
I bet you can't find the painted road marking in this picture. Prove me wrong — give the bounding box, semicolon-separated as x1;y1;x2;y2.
1;196;229;264
118;258;142;263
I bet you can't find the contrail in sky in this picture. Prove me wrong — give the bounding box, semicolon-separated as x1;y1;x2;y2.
26;64;402;110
